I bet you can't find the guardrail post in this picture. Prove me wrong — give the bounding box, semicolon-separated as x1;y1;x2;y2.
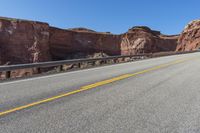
92;61;96;66
122;57;125;62
37;68;41;73
58;65;63;72
148;53;153;58
78;63;81;68
5;71;11;79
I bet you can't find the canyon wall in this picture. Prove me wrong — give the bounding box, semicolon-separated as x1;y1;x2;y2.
50;26;178;59
0;17;179;66
176;20;200;51
49;27;121;60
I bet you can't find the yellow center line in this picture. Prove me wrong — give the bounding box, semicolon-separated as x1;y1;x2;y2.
0;58;194;117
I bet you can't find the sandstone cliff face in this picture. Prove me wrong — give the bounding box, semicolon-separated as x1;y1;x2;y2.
50;26;178;59
176;20;200;51
120;26;178;55
49;27;121;60
0;17;51;65
0;17;179;66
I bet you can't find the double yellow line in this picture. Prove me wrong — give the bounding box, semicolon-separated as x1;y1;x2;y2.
0;58;190;117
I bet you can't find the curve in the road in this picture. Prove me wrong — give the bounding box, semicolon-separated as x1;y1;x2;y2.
0;57;194;117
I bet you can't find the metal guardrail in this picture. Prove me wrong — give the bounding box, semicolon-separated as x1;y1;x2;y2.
0;51;198;79
0;54;151;79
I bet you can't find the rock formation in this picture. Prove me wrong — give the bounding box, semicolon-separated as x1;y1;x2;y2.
120;26;178;55
176;20;200;51
50;26;178;59
0;17;179;66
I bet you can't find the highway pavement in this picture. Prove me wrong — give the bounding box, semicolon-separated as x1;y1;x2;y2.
0;52;200;133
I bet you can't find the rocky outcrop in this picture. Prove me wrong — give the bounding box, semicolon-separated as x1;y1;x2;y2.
176;20;200;51
0;17;51;65
120;26;178;55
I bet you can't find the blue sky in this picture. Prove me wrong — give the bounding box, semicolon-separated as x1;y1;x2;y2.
0;0;199;35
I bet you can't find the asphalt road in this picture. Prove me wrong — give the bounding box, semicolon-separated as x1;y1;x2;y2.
0;52;200;133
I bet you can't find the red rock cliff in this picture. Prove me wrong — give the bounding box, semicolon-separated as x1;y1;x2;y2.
0;17;179;66
50;26;178;59
0;17;51;65
176;20;200;51
49;27;121;60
